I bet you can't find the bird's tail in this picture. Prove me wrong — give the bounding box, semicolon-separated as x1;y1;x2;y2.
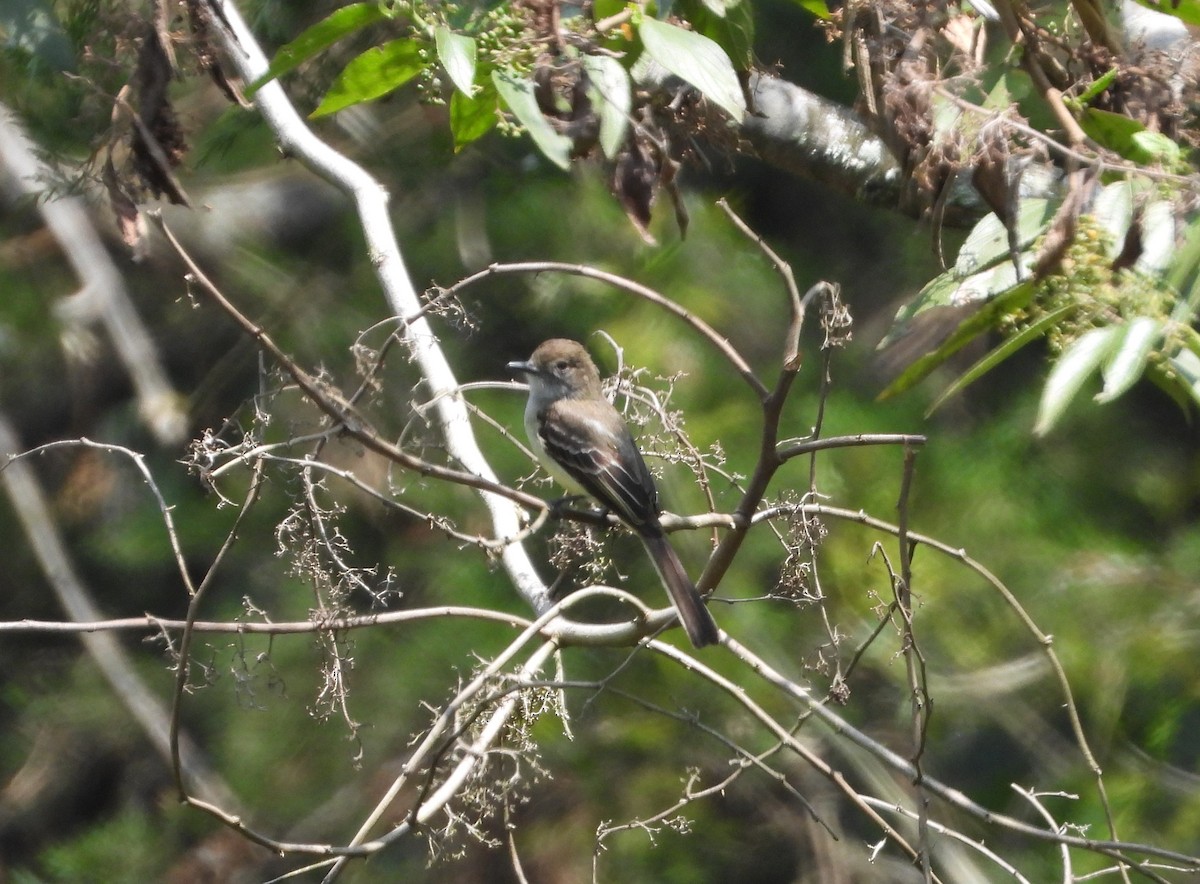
640;532;720;648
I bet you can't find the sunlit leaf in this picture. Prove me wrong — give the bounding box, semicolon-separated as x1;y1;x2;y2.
879;193;1061;392
1080;107;1182;164
1080;107;1141;152
1163;348;1200;407
638;18;746;122
1137;200;1175;276
980;72;1017;110
249;3;388;97
931;91;964;139
450;83;498;150
1166;213;1200;319
1092;181;1135;257
1074;67;1118;105
493;70;572;170
791;0;832;18
955;198;1058;276
678;0;756;69
583;54;631;159
963;0;998;16
435;26;477;96
1131;130;1182;164
927;304;1074;415
886;253;1031;349
1097;316;1162;402
593;0;626;19
311;39;423;117
1034;327;1117;434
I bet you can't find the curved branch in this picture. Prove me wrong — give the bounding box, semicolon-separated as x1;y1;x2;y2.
740;73;1076;228
435;261;768;399
207;0;552;616
706;636;1199;872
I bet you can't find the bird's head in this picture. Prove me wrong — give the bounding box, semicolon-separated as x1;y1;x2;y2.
508;338;604;400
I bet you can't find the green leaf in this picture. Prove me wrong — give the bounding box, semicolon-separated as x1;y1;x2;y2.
1166;213;1200;319
791;0;832;18
493;70;573;170
927;304;1074;415
637;18;746;122
1034;327;1118;435
1128;0;1200;27
450;83;498;150
677;0;756;70
1163;349;1200;408
931;91;964;139
311;39;424;118
1074;67;1118;106
435;27;477;96
1181;324;1200;359
878;281;1036;399
1097;316;1162;402
1092;181;1135;257
1130;130;1182;164
881;260;1027;354
593;0;627;20
1137;200;1176;276
955;198;1058;276
879;194;1058;382
582;54;631;159
980;72;1017;111
1080;108;1182;164
249;3;388;97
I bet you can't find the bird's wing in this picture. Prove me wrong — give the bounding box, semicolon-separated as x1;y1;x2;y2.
537;397;659;529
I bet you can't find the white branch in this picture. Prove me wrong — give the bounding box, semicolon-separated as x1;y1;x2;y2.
208;0;552;616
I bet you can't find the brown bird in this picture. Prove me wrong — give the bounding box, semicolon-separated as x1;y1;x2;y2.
508;339;719;648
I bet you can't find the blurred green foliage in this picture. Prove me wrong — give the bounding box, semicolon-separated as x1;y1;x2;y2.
0;0;1197;881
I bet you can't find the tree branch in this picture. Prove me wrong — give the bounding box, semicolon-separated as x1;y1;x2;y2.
206;0;552;617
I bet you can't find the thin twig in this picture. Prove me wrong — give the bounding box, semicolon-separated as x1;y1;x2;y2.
718;633;1198;873
717;198;806;368
426;261;769;400
171;458;265;801
893;445;932;882
1013;784;1074;884
205;0;550;621
933;86;1200;188
0;416;232;808
150;212;548;514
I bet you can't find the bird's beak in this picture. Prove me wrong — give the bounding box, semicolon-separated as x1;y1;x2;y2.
507;359;536;376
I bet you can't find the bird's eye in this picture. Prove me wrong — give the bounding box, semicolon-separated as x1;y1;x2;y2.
555;360;569;371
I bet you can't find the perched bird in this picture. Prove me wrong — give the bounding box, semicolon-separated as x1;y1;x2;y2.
508;339;719;648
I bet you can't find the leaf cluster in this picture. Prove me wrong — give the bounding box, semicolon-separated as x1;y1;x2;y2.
831;0;1200;430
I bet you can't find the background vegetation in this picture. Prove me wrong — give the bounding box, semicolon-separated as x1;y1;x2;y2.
0;0;1198;881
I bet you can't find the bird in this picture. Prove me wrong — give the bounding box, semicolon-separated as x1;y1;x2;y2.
508;338;719;648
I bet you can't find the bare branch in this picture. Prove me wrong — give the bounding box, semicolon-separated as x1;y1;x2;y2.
433;261;768;399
